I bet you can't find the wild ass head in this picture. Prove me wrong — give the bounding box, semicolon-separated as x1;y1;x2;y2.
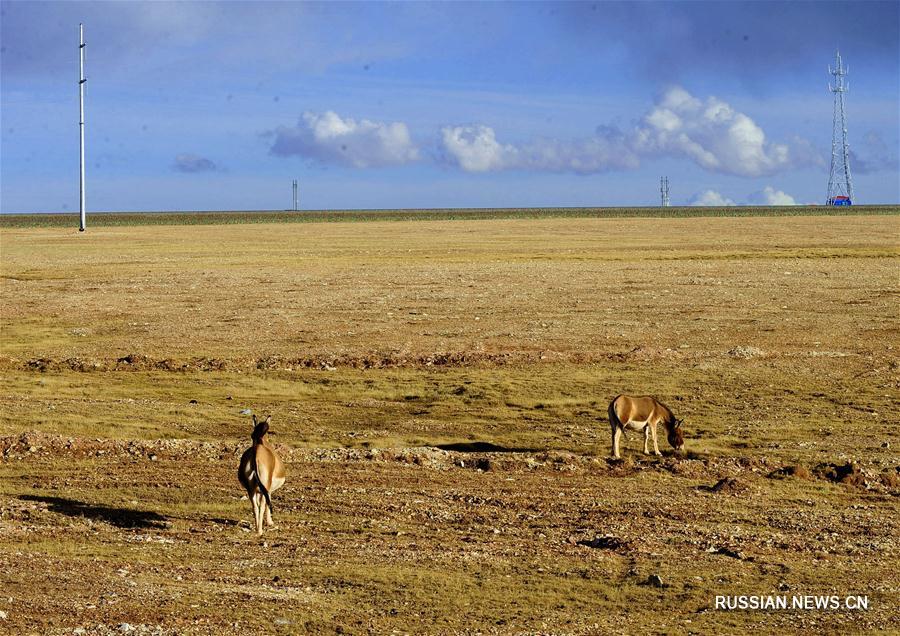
667;418;685;452
251;414;272;443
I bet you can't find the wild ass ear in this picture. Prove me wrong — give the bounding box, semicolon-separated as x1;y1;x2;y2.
675;419;683;429
264;415;272;425
252;414;258;425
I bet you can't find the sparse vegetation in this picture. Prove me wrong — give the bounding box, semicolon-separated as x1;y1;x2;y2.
1;213;898;634
0;204;896;228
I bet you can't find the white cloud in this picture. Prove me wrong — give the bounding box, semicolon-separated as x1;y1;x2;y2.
440;124;639;174
440;86;811;177
688;190;736;206
267;88;817;179
440;125;517;172
269;111;419;168
747;186;799;205
633;87;793;177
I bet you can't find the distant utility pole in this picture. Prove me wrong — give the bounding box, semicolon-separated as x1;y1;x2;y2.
826;50;853;205
292;179;299;210
78;23;87;231
660;176;670;207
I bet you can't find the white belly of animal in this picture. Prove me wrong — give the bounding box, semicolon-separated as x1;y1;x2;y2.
624;420;649;432
270;476;285;493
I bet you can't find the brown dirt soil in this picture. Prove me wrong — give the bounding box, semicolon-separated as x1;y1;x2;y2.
1;215;899;634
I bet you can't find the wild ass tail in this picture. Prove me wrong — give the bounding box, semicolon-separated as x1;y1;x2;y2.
253;452;274;516
608;395;624;436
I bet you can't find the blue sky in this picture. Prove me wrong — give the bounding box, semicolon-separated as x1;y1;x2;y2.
1;0;898;212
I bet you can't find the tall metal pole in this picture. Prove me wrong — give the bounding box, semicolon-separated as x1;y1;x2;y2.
79;23;86;231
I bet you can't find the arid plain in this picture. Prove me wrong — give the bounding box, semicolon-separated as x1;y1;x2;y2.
1;213;898;635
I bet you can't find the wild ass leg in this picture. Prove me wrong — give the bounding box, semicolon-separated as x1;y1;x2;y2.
253;492;265;535
643;425;651;455
247;490;259;529
650;423;662;456
611;423;623;459
265;501;274;527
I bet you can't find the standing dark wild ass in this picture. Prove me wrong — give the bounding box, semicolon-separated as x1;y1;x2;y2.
607;395;684;459
238;415;286;535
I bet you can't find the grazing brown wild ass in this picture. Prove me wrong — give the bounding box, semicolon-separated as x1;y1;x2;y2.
238;415;286;535
608;395;684;459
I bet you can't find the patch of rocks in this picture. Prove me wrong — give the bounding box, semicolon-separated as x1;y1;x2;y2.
706;545;751;561
642;574;667;588
0;432;244;463
768;464;812;480
727;346;764;359
59;625;169;636
813;461;899;491
703;477;748;495
574;534;632;552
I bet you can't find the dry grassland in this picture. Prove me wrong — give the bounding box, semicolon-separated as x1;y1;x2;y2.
1;214;898;635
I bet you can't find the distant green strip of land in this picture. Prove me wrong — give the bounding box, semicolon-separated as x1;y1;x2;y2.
1;205;897;228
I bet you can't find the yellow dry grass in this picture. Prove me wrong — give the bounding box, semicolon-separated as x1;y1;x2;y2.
1;214;898;634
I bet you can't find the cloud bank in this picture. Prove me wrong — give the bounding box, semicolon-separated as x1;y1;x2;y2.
269;111;419;168
632;87;792;177
688;190;736;207
270;88;820;180
553;2;899;86
440;124;639;174
440;87;812;177
746;186;799;206
688;185;802;207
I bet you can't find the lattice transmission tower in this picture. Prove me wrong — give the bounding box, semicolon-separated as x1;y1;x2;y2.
826;50;853;205
660;176;670;207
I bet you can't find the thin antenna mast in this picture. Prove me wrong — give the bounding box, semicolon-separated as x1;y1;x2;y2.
79;23;87;231
826;50;853;205
292;179;299;210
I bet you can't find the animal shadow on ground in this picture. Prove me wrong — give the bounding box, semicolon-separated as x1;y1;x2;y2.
208;517;240;527
434;441;541;453
20;495;169;529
